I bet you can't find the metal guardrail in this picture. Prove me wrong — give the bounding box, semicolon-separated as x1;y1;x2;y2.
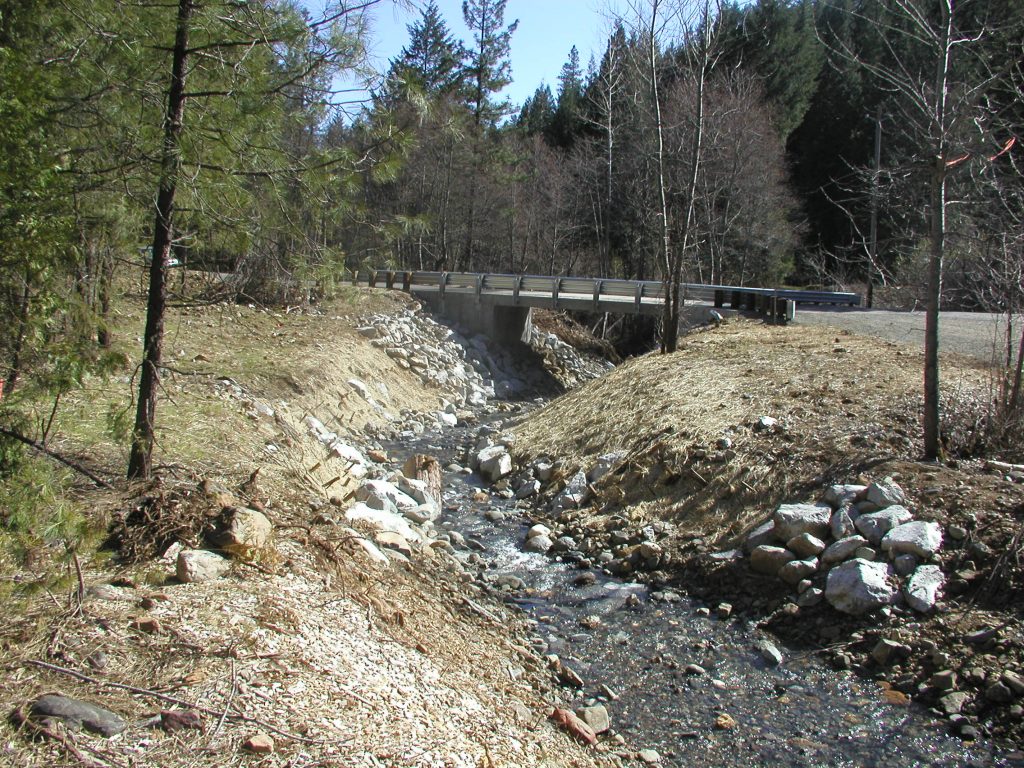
354;269;861;321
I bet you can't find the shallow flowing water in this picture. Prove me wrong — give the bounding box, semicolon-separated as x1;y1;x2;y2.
388;416;1015;767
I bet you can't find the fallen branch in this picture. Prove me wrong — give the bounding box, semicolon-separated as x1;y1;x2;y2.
0;427;112;489
985;459;1024;474
26;659;319;744
205;659;236;747
461;597;502;625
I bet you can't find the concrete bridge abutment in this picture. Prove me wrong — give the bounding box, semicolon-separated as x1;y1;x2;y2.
415;292;533;347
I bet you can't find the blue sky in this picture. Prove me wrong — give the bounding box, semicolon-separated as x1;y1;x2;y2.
309;0;630;112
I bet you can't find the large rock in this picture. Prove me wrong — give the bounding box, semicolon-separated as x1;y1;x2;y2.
555;470;589;510
881;520;943;558
821;535;869;567
525;534;553;553
575;704;611;734
176;549;230;583
744;520;776;553
213;507;272;553
778;557;819;585
357;479;419;511
825;558;898;615
824;484;867;507
773;503;832;542
533;459;555;482
516;479;541;499
865;477;907;509
904;564;945;612
750;545;796;576
830;506;857;540
854;506;913;545
588;451;626;483
527;524;552;540
30;695;126;737
345;502;421;542
476;445;513;482
401;504;438;525
787;533;826;558
395;477;441;517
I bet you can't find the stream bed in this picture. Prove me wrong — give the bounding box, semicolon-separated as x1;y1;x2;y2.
388;414;1013;767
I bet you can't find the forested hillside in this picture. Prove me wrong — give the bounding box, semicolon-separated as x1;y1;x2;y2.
1;0;1023;473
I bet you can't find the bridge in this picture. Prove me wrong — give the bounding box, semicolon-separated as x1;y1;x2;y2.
354;269;860;344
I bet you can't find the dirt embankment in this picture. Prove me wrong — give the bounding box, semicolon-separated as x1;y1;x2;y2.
0;288;604;768
508;317;1024;744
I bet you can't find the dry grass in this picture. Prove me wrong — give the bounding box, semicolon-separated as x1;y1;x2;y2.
511;319;992;541
0;537;597;768
0;281;603;768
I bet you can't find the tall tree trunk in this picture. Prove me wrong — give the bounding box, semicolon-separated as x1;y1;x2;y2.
97;247;114;348
923;0;952;460
127;0;192;480
5;281;32;393
867;109;882;309
645;0;672;353
438;138;454;270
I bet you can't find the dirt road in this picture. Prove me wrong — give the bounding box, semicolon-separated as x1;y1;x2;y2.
795;306;1017;364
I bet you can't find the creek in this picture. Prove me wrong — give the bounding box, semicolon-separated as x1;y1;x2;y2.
387;409;1007;767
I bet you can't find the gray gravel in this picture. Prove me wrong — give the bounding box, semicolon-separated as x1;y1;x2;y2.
795;306;1018;364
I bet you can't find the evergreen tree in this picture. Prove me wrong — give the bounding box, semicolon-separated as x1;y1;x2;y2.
517;84;556;136
716;0;823;140
461;0;518;126
386;1;463;98
547;46;585;148
0;0;74;393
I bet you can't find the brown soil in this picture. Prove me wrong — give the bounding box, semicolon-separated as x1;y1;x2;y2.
0;285;603;768
510;317;1024;745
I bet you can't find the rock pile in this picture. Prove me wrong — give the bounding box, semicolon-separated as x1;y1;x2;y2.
174;506;274;583
358;308;523;409
744;477;947;615
532;330;614;389
357;307;611;421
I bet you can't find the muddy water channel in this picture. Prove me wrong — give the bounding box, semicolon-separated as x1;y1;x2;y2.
389;414;1007;767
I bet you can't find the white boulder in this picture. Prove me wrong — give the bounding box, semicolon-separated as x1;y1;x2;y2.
825;558;898;615
345;501;421;543
476;445;513;482
865;477;907;509
904;564;946;612
854;506;913;545
176;550;230;583
773;503;832;542
881;520;943;558
357;479;419;510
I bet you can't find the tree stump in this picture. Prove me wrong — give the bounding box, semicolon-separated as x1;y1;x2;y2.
403;454;442;501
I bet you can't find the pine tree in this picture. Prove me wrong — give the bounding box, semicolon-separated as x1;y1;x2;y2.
517;84;555;136
387;1;463;98
548;46;584;148
461;0;518;127
716;0;823;141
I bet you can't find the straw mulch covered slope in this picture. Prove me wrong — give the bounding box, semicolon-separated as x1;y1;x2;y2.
511;319;1002;544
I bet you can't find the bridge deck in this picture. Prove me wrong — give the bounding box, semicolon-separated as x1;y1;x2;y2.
356;269;860;322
